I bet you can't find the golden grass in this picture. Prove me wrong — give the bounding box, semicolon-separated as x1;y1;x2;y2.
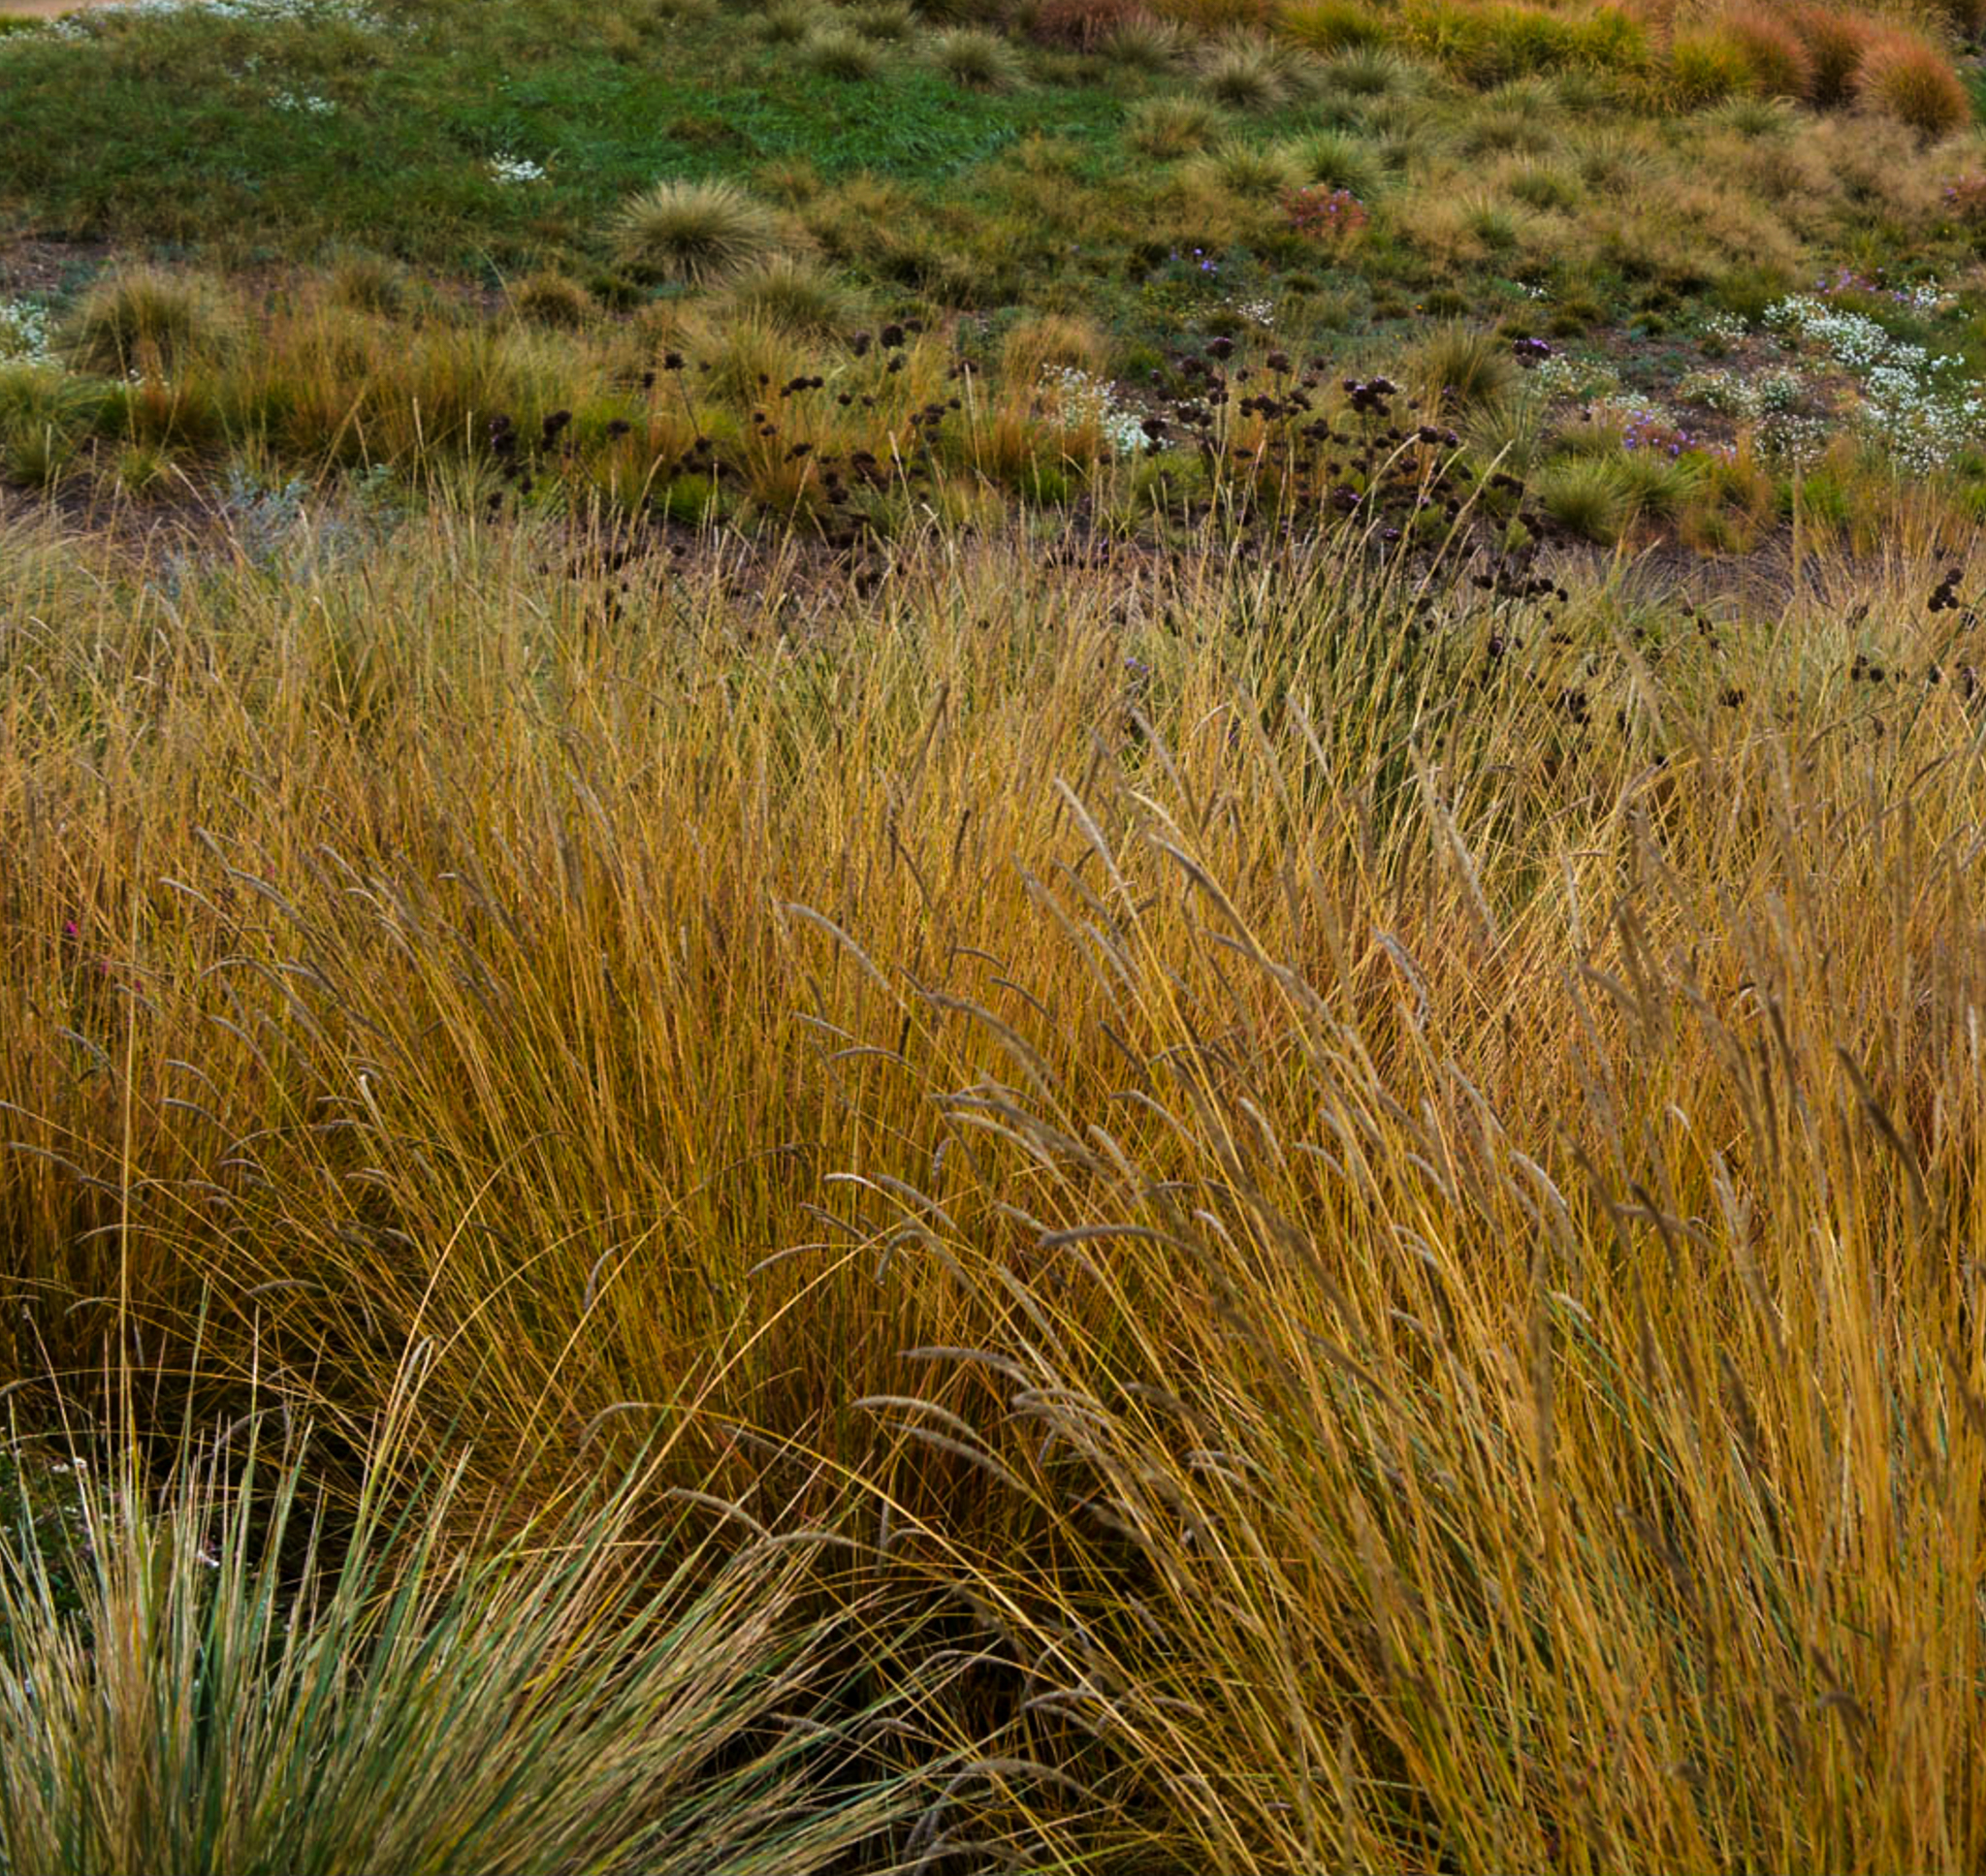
6;499;1986;1865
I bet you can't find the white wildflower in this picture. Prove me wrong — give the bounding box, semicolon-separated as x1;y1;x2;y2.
1045;366;1146;458
1531;352;1619;400
1766;293;1982;473
0;299;53;365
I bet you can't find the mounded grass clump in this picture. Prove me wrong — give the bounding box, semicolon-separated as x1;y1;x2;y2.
1411;319;1518;407
510;270;595;329
610;178;785;287
721;253;858;334
1611;439;1702;516
0;1439;925;1876
1277;0;1388;54
1854;29;1970;142
61;268;230;375
325;247;414;317
1704;91;1801;140
1665;22;1761;106
799;24;885;80
1100;10;1187;66
1535;449;1632;538
1494;151;1584;209
925;26;1029;89
1792;3;1872;107
1191;135;1306;196
1462;389;1547;473
1029;0;1154;48
1000;308;1113;381
1323;43;1424;95
1196;28;1301;108
1124;92;1230;156
846;0;915;40
1277;124;1385;196
755;0;821;43
1712;5;1813;102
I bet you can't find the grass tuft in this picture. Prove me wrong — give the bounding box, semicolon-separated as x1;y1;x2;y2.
1854;28;1970;142
510;270;595;329
610;178;786;287
798;24;886;80
1125;92;1232;157
926;27;1030;89
0;1435;929;1876
1101;10;1188;66
721;252;859;334
1411;318;1518;408
61;268;230;377
1196;29;1304;108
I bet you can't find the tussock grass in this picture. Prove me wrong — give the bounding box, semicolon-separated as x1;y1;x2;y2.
1124;91;1231;156
1409;317;1518;407
721;252;861;334
1101;10;1188;66
799;23;886;81
1196;26;1308;106
62;268;233;377
0;1421;930;1876
1278;123;1386;196
1190;134;1307;196
11;0;1986;1859
925;26;1029;90
8;497;1986;1865
1854;25;1971;140
610;178;786;288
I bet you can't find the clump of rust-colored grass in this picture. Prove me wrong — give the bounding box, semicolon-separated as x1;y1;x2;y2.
8;426;1986;1873
1854;27;1970;141
1791;2;1872;107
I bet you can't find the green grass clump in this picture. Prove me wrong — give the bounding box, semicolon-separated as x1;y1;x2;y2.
1192;135;1306;197
926;26;1029;90
846;0;915;41
0;1436;926;1876
510;270;595;329
1196;29;1303;108
798;24;886;81
1411;319;1517;407
1323;43;1424;95
610;178;785;286
1277;124;1384;196
1535;449;1632;538
1100;12;1188;68
1279;0;1388;54
1125;92;1231;157
721;252;860;334
756;0;822;42
1666;23;1760;106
